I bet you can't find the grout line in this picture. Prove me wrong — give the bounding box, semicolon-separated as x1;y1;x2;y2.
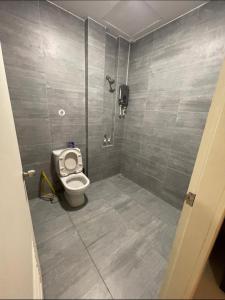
126;43;131;86
46;0;207;44
46;0;85;22
37;0;53;147
132;2;209;42
34;176;179;297
85;19;89;176
111;36;120;143
106;31;117;40
104;20;130;39
67;213;114;299
87;16;106;29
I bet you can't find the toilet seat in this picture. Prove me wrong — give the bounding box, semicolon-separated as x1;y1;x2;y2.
58;148;83;176
53;147;90;207
60;173;90;193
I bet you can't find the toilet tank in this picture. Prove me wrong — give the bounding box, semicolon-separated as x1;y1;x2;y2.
52;149;63;176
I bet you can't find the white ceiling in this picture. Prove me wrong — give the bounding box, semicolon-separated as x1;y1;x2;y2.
50;0;208;41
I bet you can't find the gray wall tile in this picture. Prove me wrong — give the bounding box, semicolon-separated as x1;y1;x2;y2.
15;117;51;146
20;143;52;166
121;1;225;209
162;168;190;209
87;21;129;181
0;0;85;198
167;150;195;177
176;111;208;130
2;0;223;208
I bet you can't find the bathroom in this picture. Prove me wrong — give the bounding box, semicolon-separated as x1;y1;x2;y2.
1;0;225;299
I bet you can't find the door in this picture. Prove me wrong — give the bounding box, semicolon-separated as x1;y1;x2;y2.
160;59;225;299
0;45;43;299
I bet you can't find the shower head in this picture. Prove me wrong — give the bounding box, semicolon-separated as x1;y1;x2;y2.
106;75;115;84
106;75;115;93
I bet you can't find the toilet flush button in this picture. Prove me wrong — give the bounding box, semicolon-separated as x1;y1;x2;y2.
58;109;65;117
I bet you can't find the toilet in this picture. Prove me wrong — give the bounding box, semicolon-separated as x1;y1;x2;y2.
53;148;90;207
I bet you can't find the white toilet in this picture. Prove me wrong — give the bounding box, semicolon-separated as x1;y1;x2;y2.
53;148;90;207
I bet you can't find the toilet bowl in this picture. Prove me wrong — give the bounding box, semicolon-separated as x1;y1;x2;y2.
60;172;90;207
52;148;90;207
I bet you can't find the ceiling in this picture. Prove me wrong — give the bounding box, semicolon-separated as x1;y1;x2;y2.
50;0;208;41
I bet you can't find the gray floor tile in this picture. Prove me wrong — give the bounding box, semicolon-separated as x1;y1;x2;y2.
130;217;177;272
115;199;155;232
139;260;167;299
30;174;179;299
80;281;112;299
33;213;72;245
131;187;159;207
109;173;142;195
100;233;167;299
86;184;176;299
128;209;159;233
43;251;109;299
38;226;85;275
29;197;65;226
150;222;177;260
88;225;136;272
69;197;111;226
144;198;180;226
86;179;119;202
76;208;125;247
108;192;131;209
129;189;180;226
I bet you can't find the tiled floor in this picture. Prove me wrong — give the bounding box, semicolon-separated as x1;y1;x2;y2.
29;174;180;299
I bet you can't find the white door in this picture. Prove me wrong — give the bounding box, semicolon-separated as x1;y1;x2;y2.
0;45;43;299
160;59;225;299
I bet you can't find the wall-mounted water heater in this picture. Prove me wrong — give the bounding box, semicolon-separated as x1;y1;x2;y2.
118;84;129;118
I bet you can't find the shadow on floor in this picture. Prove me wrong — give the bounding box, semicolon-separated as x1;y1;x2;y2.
57;192;88;212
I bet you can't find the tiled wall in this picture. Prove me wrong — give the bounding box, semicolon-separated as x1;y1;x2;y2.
87;19;129;182
0;1;129;198
114;38;130;170
0;1;85;198
2;0;224;207
121;1;225;209
103;34;118;141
